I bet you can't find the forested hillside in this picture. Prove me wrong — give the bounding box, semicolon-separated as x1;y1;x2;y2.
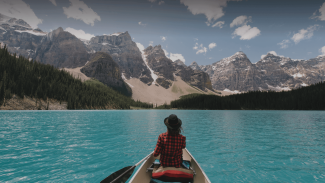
0;44;152;109
171;82;325;110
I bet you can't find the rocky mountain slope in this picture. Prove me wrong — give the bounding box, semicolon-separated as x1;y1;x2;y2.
35;27;89;68
0;13;214;104
85;32;153;84
143;45;213;90
190;52;325;92
80;52;132;96
7;13;324;98
0;13;46;59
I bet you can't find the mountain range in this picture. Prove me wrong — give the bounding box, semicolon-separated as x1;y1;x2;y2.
0;13;214;104
1;13;325;103
190;51;325;93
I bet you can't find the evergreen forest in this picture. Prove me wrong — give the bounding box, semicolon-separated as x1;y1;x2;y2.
171;82;325;110
0;44;153;109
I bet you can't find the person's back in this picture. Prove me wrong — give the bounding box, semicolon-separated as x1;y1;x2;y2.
153;114;186;168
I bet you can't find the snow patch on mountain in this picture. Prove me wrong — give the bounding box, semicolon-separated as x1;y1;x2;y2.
15;30;46;36
217;51;246;67
136;42;158;84
223;89;241;94
104;32;124;36
291;73;305;78
121;73;126;80
267;84;291;91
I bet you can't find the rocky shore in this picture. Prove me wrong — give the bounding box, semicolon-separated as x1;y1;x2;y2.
0;95;67;110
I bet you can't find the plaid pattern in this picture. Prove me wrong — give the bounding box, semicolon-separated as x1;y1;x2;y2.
154;132;186;168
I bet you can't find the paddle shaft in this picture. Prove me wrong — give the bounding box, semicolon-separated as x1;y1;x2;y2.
110;166;135;183
110;152;154;183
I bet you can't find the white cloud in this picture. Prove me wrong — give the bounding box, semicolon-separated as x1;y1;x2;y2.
149;41;154;46
63;0;101;26
232;25;261;40
65;27;95;40
320;46;325;55
136;42;145;52
230;15;252;28
49;0;57;6
291;25;319;44
138;22;147;26
193;43;207;54
158;1;165;5
277;39;290;49
209;42;217;50
212;21;224;28
161;36;166;41
261;51;284;59
163;49;169;57
245;45;250;49
0;0;42;28
194;38;198;42
170;53;186;63
180;0;241;24
148;0;156;2
311;2;325;21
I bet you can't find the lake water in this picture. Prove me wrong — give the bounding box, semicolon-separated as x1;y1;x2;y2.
1;110;325;182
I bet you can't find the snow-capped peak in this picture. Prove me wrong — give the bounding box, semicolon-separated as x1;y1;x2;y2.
103;32;125;37
215;51;248;67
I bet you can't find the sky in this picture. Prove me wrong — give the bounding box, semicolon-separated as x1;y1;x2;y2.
1;0;325;65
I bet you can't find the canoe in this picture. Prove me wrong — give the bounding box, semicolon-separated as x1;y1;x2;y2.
129;148;211;183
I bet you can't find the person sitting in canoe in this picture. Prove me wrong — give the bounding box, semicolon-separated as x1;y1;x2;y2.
153;114;185;167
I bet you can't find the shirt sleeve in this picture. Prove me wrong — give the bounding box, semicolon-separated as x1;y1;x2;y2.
154;135;163;157
182;136;186;149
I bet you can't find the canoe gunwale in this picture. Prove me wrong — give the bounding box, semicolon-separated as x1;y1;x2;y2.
184;148;211;183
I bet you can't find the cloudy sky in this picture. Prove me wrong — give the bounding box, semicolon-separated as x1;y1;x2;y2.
1;0;325;65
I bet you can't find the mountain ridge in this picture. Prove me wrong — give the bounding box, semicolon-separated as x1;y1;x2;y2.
190;51;325;92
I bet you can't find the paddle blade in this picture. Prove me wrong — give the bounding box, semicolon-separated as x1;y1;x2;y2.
100;166;135;183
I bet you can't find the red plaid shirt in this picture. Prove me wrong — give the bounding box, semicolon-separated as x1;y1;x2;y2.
153;132;186;168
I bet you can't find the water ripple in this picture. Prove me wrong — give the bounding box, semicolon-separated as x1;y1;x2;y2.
1;110;325;182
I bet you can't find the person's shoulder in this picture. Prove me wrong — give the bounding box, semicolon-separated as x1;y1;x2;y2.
159;132;168;137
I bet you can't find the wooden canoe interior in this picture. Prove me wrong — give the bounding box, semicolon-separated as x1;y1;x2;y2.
129;148;210;183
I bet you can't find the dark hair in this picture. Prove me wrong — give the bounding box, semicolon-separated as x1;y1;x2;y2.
167;126;183;135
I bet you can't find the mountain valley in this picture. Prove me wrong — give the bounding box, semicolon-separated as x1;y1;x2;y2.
1;13;325;105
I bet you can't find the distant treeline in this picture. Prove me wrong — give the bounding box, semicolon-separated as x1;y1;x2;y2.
171;82;325;110
0;44;153;109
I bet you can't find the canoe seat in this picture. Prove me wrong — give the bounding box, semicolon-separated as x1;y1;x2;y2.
151;164;194;183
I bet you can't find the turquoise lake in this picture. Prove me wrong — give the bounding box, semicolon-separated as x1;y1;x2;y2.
1;110;325;182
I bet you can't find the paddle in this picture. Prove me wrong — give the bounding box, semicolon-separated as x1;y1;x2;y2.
100;151;153;183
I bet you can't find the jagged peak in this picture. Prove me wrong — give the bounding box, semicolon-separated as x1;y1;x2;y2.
155;45;162;48
144;45;153;52
233;51;247;57
214;51;251;66
0;14;31;28
103;31;126;37
56;27;64;32
8;18;17;23
0;13;12;21
174;59;186;66
190;61;198;65
47;27;64;40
